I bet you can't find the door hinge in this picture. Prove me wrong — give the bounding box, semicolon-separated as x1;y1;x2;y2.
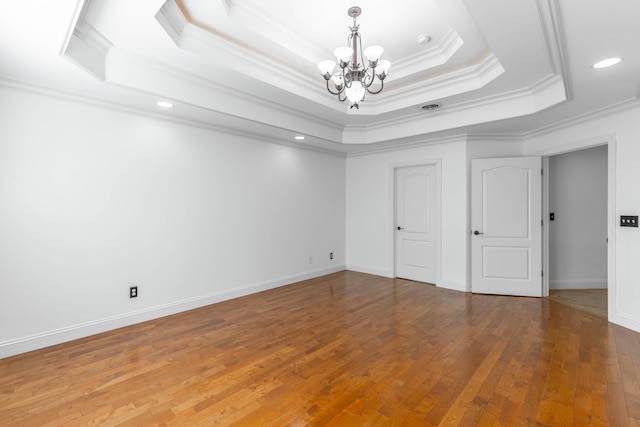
541;169;544;175
541;270;544;277
541;219;543;226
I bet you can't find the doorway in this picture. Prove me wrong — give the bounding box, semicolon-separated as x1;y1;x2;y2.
547;145;608;317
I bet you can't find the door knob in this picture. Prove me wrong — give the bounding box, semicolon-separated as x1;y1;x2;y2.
473;230;484;235
397;226;404;230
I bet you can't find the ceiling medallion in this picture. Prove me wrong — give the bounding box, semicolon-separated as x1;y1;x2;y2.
317;6;391;109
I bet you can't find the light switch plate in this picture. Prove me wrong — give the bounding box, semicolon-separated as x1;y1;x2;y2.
620;215;638;227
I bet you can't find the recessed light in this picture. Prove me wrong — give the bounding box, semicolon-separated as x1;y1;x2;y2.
157;101;174;108
592;57;622;69
294;136;305;140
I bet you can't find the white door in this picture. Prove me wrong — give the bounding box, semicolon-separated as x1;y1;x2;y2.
471;157;542;296
395;165;436;283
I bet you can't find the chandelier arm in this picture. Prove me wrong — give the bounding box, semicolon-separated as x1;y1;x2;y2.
362;72;375;89
327;80;344;95
366;78;385;95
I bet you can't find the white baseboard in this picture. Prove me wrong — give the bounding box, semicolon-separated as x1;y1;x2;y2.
345;266;469;293
549;279;607;290
0;265;346;359
345;264;393;278
438;280;469;292
610;311;640;334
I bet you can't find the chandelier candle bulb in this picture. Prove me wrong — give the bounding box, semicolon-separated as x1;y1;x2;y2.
346;84;366;104
334;47;353;65
317;6;391;109
318;60;336;78
376;60;391;78
331;74;345;88
364;46;383;64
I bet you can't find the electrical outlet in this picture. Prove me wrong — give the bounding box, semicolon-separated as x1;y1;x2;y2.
330;252;334;259
130;286;138;298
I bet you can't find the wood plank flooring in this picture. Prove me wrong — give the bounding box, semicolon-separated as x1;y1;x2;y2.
549;289;608;319
2;271;640;426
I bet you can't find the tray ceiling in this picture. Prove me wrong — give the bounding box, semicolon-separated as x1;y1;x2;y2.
2;0;639;153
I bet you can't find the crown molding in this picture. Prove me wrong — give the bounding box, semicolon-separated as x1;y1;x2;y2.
156;0;512;117
341;73;566;144
61;0;89;55
524;97;640;140
62;19;112;81
346;134;469;157
5;75;638;158
221;0;328;63
156;3;344;114
536;0;569;91
107;48;345;136
57;0;600;149
391;28;464;80
341;93;640;152
360;53;504;115
60;7;347;140
155;0;189;45
0;77;347;158
466;134;525;143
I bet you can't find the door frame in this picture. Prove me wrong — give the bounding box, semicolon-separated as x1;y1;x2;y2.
532;133;616;320
389;159;442;285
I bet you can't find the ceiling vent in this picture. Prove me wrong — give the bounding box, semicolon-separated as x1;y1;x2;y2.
421;103;441;111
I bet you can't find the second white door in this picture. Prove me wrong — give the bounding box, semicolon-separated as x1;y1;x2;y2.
395;165;436;283
471;157;542;297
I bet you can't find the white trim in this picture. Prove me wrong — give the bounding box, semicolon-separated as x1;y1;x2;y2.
60;0;88;55
106;48;343;134
347;134;466;158
391;28;464;80
531;133;620;328
0;78;346;159
611;312;640;334
374;53;505;108
549;280;607;290
345;265;393;278
524;99;640;140
437;280;468;292
542;156;550;297
607;138;618;327
0;265;345;359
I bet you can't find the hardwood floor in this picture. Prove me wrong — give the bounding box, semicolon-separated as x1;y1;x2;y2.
549;289;608;319
2;271;640;426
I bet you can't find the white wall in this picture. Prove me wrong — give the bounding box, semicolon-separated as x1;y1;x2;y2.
0;86;346;357
345;138;523;292
346;138;469;291
524;102;640;332
548;146;608;289
4;85;640;358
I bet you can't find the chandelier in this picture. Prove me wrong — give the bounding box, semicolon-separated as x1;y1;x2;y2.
317;6;391;109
